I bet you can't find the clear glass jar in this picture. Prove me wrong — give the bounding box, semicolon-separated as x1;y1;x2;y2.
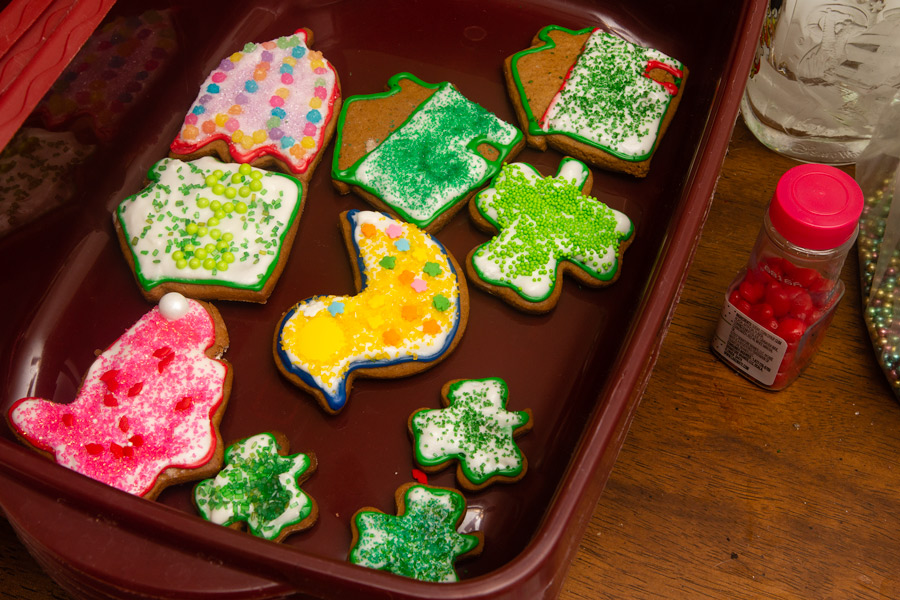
711;164;864;389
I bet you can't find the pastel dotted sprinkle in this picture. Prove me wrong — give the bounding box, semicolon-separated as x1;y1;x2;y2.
394;239;411;252
411;278;427;293
386;224;403;239
423;262;442;277
328;302;344;316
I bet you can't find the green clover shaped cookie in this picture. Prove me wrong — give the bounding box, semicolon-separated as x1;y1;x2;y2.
193;432;317;542
349;483;482;582
409;378;532;491
467;157;634;313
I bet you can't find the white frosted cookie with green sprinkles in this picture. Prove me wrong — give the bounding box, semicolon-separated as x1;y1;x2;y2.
114;156;304;303
348;482;483;582
332;72;523;232
408;377;532;491
467;157;633;313
193;431;317;542
505;25;687;177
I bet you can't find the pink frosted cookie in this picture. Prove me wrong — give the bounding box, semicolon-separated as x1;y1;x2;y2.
170;28;341;181
6;293;232;500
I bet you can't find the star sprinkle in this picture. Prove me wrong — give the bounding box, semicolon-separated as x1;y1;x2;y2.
349;483;482;582
469;157;634;307
409;378;531;489
193;432;316;542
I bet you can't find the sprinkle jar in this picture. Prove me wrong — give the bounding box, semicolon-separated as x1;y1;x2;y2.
711;164;864;389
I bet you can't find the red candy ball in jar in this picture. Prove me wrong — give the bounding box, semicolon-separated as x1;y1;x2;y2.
711;164;863;390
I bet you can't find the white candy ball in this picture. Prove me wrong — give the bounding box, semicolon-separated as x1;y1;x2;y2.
159;292;190;321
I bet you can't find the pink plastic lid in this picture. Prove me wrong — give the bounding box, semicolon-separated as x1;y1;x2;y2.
769;164;864;251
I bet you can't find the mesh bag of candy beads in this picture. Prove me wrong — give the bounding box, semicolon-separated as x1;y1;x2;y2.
858;90;900;398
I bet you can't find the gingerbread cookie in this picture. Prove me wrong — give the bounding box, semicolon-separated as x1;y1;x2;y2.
505;25;687;177
114;157;304;303
331;72;523;232
274;210;468;414
6;293;231;500
409;378;532;491
170;29;340;180
467;157;634;313
193;432;317;542
348;482;483;582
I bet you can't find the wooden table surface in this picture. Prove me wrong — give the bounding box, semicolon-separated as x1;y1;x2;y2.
3;120;899;599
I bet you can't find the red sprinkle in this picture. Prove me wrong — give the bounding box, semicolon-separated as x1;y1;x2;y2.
152;347;173;358
157;353;174;373
85;443;104;455
128;382;143;396
61;414;75;427
110;443;124;458
103;394;118;407
129;435;143;447
99;370;119;392
412;468;428;484
175;396;193;411
118;416;129;432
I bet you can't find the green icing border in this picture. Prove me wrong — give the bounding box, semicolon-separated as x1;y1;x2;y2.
508;25;683;163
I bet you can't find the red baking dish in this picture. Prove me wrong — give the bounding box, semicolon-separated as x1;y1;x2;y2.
0;0;765;597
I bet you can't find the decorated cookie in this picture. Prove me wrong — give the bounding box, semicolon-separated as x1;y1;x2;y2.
274;210;468;414
35;9;176;140
505;25;687;177
408;378;532;491
348;482;483;582
0;127;94;238
114;156;304;303
467;157;634;313
193;432;317;542
331;72;523;232
170;29;340;180
6;293;231;500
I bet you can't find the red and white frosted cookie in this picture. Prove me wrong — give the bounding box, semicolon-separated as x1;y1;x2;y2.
170;28;340;181
6;293;232;500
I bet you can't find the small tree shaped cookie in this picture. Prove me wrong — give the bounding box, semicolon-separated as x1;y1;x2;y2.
467;157;634;313
349;483;482;582
193;432;317;542
409;378;532;491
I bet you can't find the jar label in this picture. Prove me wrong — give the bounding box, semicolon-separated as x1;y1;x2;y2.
712;298;786;386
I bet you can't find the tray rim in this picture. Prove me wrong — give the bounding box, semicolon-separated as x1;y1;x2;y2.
0;0;768;596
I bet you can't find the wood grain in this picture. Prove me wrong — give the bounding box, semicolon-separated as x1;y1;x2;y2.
3;120;899;599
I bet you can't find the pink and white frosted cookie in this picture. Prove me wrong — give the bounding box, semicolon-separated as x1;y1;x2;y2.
6;293;232;500
170;28;340;180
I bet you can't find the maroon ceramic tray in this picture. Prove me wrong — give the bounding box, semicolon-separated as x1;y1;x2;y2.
0;0;765;598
